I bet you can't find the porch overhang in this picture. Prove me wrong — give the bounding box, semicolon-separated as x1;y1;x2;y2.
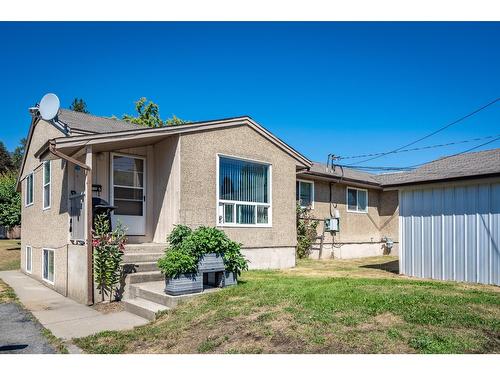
33;116;312;168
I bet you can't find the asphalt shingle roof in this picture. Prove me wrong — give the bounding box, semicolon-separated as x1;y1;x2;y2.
306;162;380;185
58;109;142;134
375;148;500;186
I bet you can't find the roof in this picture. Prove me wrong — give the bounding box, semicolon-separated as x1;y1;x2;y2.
58;109;142;134
36;113;312;168
376;148;500;187
300;148;500;188
303;162;381;187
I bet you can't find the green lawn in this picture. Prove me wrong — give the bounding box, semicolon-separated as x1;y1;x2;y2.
0;239;21;271
74;256;500;354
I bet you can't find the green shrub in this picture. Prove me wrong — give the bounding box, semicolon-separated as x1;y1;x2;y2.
157;226;248;278
167;224;192;249
157;247;198;278
296;204;318;259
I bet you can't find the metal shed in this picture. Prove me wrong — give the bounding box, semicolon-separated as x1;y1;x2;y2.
399;181;500;286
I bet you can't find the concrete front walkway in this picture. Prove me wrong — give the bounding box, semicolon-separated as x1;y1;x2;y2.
0;271;148;340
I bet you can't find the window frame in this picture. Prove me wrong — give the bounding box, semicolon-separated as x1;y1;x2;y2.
296;179;315;209
346;187;368;214
25;172;34;207
42;248;55;284
42;161;51;210
26;246;32;274
216;153;272;228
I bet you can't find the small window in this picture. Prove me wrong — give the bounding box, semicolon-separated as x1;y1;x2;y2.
347;187;368;213
26;172;34;206
217;155;271;226
43;161;51;209
42;248;55;284
296;180;314;208
26;246;32;273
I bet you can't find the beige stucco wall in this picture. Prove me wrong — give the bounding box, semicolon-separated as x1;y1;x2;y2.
178;125;299;267
20;120;69;295
300;177;399;259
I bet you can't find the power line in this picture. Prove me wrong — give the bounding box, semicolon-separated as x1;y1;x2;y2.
345;97;500;166
408;135;500;168
337;134;500;160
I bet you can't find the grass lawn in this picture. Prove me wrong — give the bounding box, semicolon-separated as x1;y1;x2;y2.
0;239;21;271
74;256;500;354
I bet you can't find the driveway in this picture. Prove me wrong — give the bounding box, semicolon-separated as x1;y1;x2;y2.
0;302;55;354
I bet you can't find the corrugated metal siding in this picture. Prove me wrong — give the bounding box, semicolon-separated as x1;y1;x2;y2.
399;182;500;286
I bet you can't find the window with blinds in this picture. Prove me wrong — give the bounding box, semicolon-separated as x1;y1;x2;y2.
217;155;271;226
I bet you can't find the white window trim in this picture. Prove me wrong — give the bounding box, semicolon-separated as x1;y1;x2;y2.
25;172;34;207
42;248;55;284
346;187;368;214
42;161;51;210
297;179;314;209
216;153;272;228
25;246;32;274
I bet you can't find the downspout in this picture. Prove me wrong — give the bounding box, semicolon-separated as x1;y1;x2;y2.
48;142;94;305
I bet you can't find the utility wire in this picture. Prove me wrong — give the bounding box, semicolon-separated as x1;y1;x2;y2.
345;97;500;166
337;134;500;160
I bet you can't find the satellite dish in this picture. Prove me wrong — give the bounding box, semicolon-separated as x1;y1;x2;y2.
39;93;60;121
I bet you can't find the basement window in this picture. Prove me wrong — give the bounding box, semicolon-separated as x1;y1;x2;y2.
217;155;271;227
26;246;32;274
347;187;368;213
42;248;54;284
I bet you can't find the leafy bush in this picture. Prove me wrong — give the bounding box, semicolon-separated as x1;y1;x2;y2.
157;247;198;278
167;224;192;250
157;226;248;278
296;204;318;259
93;214;126;302
0;172;21;229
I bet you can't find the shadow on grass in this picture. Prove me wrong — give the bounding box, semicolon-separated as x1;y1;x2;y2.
360;260;399;274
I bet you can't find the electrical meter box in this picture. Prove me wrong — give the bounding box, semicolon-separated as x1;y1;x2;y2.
325;217;340;232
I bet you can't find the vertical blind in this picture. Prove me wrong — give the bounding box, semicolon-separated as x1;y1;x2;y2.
219;157;269;203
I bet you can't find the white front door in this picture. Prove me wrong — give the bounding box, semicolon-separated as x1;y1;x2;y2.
111;153;146;235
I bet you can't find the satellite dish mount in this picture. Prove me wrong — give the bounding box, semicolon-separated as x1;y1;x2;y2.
36;93;70;135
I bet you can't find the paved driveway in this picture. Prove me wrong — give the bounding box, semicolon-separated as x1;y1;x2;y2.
0;302;55;354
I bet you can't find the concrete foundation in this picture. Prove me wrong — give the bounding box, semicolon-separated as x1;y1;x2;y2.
309;242;399;260
242;247;296;269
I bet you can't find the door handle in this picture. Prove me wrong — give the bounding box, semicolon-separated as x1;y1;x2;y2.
143;195;146;202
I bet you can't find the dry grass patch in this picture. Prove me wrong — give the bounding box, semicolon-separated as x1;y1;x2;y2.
0;239;21;271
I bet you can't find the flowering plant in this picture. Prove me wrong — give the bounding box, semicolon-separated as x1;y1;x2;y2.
93;214;127;302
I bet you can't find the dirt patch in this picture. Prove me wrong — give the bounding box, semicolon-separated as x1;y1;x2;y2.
358;312;404;331
92;301;125;314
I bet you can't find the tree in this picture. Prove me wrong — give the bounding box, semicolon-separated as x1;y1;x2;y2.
122;97;188;128
11;137;26;171
69;98;89;113
0;141;14;173
0;172;21;229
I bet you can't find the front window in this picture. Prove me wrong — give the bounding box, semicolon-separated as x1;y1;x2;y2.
217;155;271;226
296;180;314;208
347;187;368;213
26;172;33;206
43;161;51;209
42;248;54;283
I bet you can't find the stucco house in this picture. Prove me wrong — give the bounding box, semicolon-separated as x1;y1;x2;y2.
16;105;500;308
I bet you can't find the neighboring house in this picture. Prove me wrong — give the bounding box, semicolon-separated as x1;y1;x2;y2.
16;106;500;306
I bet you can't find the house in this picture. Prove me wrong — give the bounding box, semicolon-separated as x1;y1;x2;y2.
17;104;500;307
18;109;310;304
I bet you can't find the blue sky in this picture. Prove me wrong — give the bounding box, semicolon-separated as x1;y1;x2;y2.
0;22;498;169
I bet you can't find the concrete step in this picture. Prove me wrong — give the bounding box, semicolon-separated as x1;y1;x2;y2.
124;297;169;321
128;261;159;273
122;252;163;263
126;270;164;284
130;283;178;308
124;243;167;254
